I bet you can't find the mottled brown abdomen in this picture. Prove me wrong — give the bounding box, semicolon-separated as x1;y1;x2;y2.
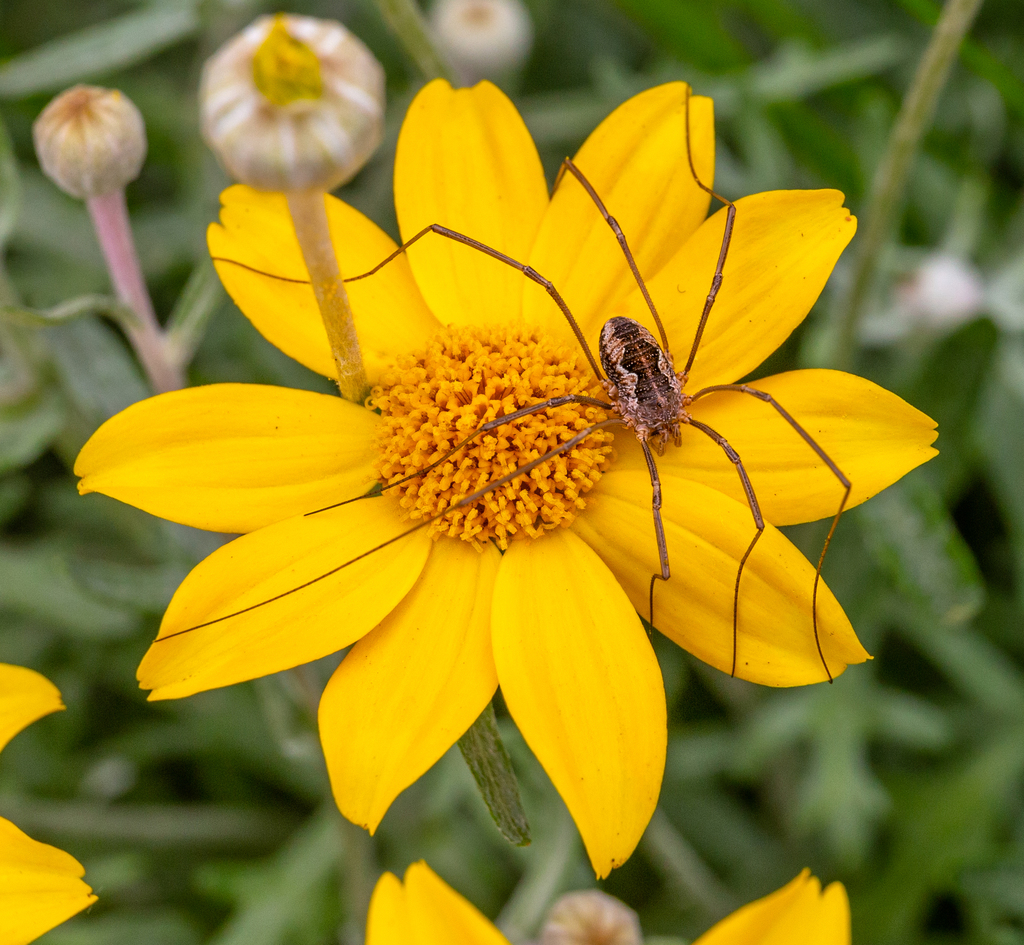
599;316;684;450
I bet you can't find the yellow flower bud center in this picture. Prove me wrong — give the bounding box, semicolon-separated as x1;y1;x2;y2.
252;16;323;106
373;325;614;549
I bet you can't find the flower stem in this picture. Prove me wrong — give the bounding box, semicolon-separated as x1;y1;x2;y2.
373;0;456;83
286;189;369;404
831;0;986;369
87;189;184;393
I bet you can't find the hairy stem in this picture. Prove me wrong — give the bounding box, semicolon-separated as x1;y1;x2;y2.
286;189;369;404
831;0;986;368
87;189;184;393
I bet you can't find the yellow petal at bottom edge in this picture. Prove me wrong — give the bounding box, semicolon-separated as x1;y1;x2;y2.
0;665;63;755
572;470;869;686
693;870;850;945
320;540;500;833
0;817;96;945
138;498;431;700
367;862;509;945
491;529;666;878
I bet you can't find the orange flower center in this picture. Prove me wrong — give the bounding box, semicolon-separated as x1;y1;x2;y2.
372;324;614;549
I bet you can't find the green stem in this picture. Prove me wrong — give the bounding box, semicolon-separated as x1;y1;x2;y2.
373;0;456;83
831;0;986;369
286;188;369;404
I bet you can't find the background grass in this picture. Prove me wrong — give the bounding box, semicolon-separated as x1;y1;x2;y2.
2;0;1024;942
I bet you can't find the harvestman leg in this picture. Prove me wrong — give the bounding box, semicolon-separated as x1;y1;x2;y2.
689;384;854;682
154;418;624;642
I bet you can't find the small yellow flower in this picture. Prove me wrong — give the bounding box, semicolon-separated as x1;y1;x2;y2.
366;861;850;945
75;80;937;876
0;665;96;945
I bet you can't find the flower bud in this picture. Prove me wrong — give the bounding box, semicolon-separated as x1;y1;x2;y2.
200;14;385;192
540;890;642;945
430;0;533;84
33;85;147;199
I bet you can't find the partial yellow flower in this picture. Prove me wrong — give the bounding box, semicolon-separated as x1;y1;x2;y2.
0;665;96;945
75;79;937;876
365;862;849;945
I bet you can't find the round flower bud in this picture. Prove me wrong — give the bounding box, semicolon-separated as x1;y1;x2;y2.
33;85;147;199
200;14;385;193
430;0;533;84
540;890;642;945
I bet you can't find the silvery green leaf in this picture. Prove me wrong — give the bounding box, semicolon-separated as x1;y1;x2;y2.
1;295;136;330
751;36;905;102
0;383;65;475
0;5;201;99
166;259;226;367
858;477;984;626
0;116;20;254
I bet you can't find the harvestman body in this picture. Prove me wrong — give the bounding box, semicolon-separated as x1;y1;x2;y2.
198;87;852;682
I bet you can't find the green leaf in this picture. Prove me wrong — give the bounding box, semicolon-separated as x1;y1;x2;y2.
0;115;20;256
165;259;226;368
458;701;531;846
0;540;137;638
200;806;342;945
0;5;201;99
858;477;985;627
0;384;64;474
1;295;136;330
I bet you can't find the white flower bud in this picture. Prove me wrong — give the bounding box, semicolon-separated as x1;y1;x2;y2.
897;252;985;329
200;14;385;193
33;85;147;199
430;0;533;85
541;890;643;945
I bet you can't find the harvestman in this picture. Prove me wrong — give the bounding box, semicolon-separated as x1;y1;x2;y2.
199;87;852;682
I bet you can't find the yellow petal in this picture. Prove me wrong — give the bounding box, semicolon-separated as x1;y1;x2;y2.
614;190;856;391
138;498;431;700
405;862;510;945
525;83;714;341
394;80;549;328
208;185;439;383
320;540;500;833
76;384;379;533
0;817;96;945
613;369;938;526
0;665;63;755
693;870;850;945
572;470;869;686
366;871;411;945
491;530;666;878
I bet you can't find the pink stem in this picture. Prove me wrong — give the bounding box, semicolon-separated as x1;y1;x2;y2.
87;190;183;393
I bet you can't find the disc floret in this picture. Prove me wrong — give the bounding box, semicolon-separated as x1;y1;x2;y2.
373;325;613;547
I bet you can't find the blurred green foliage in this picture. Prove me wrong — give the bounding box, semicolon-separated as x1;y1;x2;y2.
1;0;1024;943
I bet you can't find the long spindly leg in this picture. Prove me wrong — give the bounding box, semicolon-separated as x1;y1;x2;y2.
688;383;852;682
640;439;671;630
680;86;738;379
554;157;671;353
153;418;624;643
305;392;613;516
686;418;774;680
215;224;605;382
345;224;606;382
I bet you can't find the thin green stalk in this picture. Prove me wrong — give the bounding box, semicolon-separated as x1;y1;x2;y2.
373;0;456;83
831;0;985;368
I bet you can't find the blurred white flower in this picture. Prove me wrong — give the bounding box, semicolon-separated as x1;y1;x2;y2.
430;0;534;85
896;252;985;329
200;13;385;192
33;85;147;199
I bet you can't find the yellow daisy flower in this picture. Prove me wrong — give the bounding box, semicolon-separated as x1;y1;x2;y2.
0;665;96;945
366;860;850;945
75;79;937;877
